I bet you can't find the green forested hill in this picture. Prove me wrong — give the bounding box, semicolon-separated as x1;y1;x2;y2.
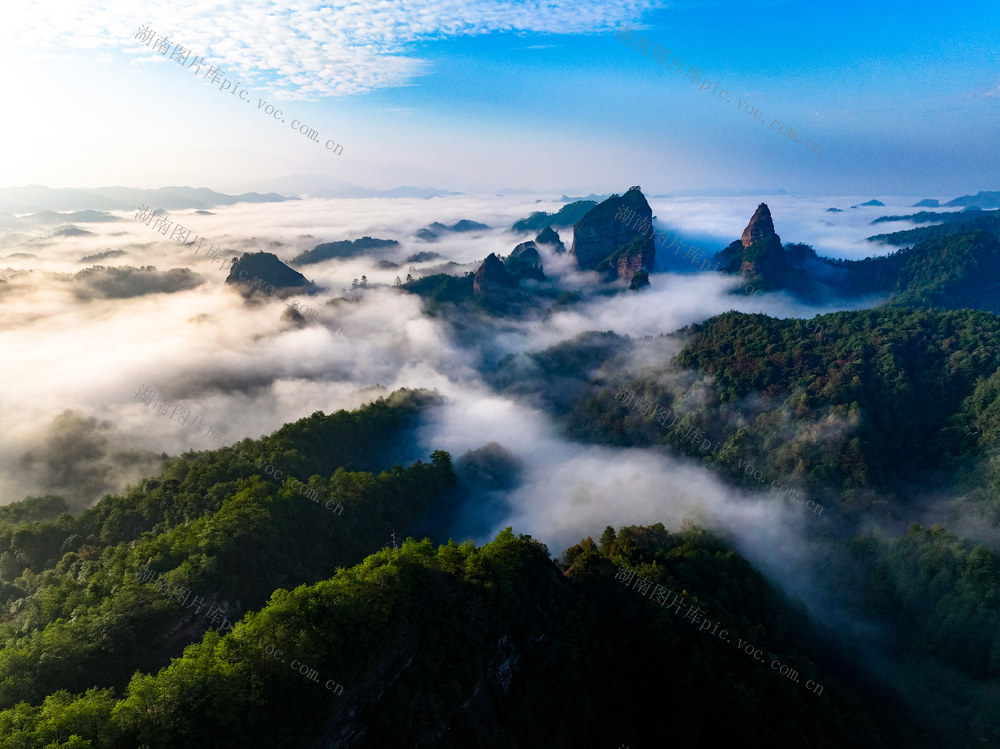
0;525;928;748
802;228;1000;310
887;230;1000;311
493;306;1000;725
0;386;996;747
845;524;1000;678
510;200;597;232
555;307;1000;506
0;390;455;714
867;209;1000;246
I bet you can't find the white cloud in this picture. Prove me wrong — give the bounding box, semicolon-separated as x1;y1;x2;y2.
0;191;880;544
2;0;666;98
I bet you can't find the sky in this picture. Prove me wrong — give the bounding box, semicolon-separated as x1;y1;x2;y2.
1;0;998;196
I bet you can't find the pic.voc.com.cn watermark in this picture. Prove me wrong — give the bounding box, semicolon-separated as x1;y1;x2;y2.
133;24;344;156
252;635;345;694
614;566;825;696
613;207;824;335
134;565;240;631
133;205;342;332
221;445;345;515
613;24;821;156
614;383;824;516
135;383;227;446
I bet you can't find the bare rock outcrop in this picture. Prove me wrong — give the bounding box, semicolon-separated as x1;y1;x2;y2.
570;186;655;282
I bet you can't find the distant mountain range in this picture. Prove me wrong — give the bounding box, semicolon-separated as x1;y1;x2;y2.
0;185;292;214
0;177;466;215
871;207;987;225
868;209;1000;247
943;190;1000;209
226;174;463;200
907;191;1000;209
821;191;1000;212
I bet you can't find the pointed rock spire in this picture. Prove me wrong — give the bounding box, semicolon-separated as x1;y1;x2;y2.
741;203;779;248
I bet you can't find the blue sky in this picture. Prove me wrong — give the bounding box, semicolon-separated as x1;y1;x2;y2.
1;0;998;196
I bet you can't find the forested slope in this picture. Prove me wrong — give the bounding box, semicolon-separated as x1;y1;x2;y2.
0;390;455;712
0;525;927;748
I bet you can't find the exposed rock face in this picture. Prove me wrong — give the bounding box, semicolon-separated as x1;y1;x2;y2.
570;187;655;281
473;253;515;292
534;226;565;253
713;203;792;290
741;203;779;248
616;244;651;280
595;234;654;283
738;204;786;273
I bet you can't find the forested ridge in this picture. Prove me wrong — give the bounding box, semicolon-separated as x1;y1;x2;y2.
0;521;932;748
0;390;456;731
484;304;1000;745
553;306;1000;505
3;304;1000;746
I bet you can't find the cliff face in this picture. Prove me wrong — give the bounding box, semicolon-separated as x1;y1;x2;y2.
473;253;515;292
739;204;790;286
713;203;791;290
615;242;653;281
570;187;655;281
741;203;780;249
595;234;655;284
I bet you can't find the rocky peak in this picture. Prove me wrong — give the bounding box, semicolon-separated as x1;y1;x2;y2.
534;226;565;253
741;203;779;248
595;234;654;284
473;253;515;293
713;203;791;289
570;187;655;281
737;203;785;272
